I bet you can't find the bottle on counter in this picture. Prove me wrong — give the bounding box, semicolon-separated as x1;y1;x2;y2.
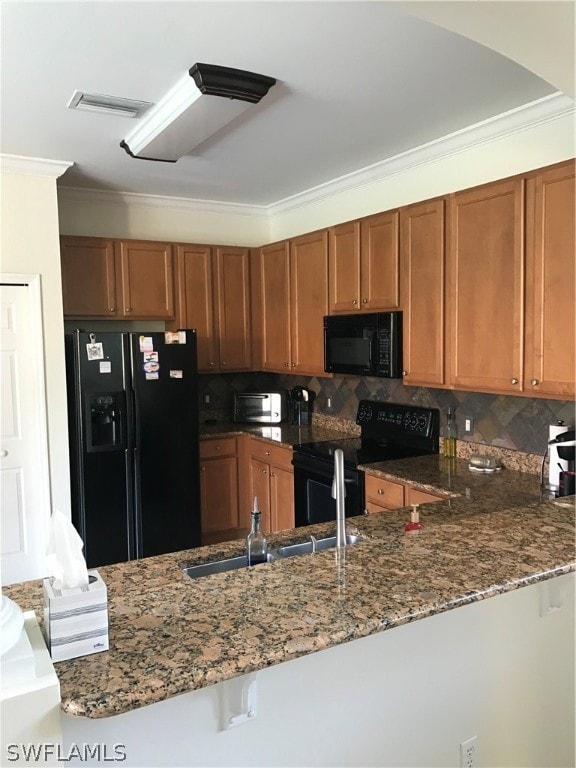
443;407;457;459
247;497;268;566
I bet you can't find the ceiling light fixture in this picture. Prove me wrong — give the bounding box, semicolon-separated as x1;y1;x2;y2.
120;63;276;163
68;91;152;118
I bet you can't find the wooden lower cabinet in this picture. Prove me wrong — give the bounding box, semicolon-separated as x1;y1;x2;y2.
364;473;443;513
246;439;295;535
199;437;247;545
200;436;295;545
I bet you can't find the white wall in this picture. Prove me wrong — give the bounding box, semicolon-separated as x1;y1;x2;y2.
0;171;71;521
268;103;576;241
57;105;575;246
57;190;270;247
61;573;575;768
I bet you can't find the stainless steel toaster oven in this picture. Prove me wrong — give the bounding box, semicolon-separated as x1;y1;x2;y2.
233;392;286;424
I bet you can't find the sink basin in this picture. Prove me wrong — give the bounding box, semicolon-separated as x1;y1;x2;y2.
275;533;362;558
180;534;362;580
180;552;275;580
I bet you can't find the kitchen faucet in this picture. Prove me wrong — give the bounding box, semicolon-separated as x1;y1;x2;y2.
331;448;347;549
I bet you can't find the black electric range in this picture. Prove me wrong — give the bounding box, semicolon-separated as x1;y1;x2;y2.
292;400;440;526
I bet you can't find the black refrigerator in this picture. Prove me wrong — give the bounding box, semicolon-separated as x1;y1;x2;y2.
65;329;201;568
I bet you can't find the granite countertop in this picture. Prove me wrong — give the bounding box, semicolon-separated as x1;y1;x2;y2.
198;420;354;447
5;452;574;720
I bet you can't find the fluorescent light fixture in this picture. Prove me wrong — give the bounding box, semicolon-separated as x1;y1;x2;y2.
120;63;276;162
68;91;152;118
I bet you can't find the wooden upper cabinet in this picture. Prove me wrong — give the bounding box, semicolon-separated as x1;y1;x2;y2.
524;162;575;399
400;198;446;387
447;178;525;394
290;230;329;375
329;221;361;312
117;240;175;319
173;244;251;372
257;241;292;372
175;244;218;371
328;211;399;313
360;211;400;310
255;234;328;376
60;236;119;317
215;246;252;371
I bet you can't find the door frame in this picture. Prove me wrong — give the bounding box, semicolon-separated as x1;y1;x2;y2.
1;274;52;574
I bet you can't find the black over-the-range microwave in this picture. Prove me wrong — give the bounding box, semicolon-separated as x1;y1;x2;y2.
324;311;403;378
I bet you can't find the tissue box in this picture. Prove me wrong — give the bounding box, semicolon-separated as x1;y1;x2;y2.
43;570;109;662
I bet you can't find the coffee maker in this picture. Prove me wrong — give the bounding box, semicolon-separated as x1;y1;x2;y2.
287;386;315;426
548;428;575;497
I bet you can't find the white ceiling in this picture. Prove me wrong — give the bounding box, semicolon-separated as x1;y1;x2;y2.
0;1;572;206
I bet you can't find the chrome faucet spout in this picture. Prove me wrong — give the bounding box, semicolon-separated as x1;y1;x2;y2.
332;448;346;549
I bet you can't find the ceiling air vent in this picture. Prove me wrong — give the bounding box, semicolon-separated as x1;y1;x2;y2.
67;91;152;118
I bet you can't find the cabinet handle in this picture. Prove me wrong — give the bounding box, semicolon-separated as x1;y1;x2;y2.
0;449;8;458
215;446;221;451
377;488;384;495
262;469;267;475
210;362;215;367
271;472;276;478
201;465;205;472
531;379;539;386
265;450;270;456
222;361;227;366
352;300;357;305
402;370;407;376
362;298;368;304
109;307;116;313
292;363;297;368
284;362;289;368
511;378;519;385
125;307;132;313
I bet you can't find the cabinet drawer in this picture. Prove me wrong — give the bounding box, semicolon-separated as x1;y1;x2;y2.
406;486;443;506
364;474;405;509
249;439;293;470
199;437;237;459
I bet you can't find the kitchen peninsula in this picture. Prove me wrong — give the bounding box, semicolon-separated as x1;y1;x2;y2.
5;446;574;767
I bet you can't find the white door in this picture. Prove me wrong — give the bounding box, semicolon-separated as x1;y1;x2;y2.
1;279;51;585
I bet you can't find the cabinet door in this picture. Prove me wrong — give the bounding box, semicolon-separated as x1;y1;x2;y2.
247;458;272;534
270;465;295;532
200;456;240;541
118;240;175;318
176;244;219;372
447;179;524;393
60;236;119;317
525;162;575;398
290;230;329;375
328;221;361;313
258;242;291;372
215;247;252;371
400;199;446;387
360;211;400;310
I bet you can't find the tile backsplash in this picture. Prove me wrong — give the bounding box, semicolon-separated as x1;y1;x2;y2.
198;372;574;456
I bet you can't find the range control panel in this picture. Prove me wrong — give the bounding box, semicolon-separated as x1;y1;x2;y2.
356;400;439;440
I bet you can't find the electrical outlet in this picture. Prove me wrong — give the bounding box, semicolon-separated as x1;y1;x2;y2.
460;736;478;768
464;418;474;434
204;394;210;405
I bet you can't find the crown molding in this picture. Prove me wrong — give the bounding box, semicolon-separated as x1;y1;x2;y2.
54;91;574;220
267;92;575;217
57;185;269;219
0;154;73;179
